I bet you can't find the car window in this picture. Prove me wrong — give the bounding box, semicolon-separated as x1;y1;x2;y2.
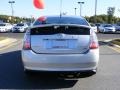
104;25;112;27
31;26;90;35
16;24;24;26
116;24;120;26
33;17;89;26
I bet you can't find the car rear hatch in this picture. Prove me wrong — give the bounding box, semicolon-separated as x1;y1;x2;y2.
30;25;91;54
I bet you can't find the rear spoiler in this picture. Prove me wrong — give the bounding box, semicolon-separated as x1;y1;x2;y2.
30;24;91;35
30;24;91;30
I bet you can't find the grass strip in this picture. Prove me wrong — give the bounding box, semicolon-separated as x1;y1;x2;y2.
111;39;120;46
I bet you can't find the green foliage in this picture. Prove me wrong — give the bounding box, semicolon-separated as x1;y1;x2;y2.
0;14;120;24
0;15;32;24
111;39;120;46
85;14;120;24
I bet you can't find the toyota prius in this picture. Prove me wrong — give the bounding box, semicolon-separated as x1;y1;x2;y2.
22;16;99;76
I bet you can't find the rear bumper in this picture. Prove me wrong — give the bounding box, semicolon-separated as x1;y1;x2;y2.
25;69;97;76
22;49;99;72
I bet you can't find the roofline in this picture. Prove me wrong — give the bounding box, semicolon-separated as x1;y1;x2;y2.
37;15;85;19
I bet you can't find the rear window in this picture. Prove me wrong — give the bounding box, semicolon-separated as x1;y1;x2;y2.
33;17;89;26
17;24;24;26
31;26;90;35
0;24;6;26
104;25;112;27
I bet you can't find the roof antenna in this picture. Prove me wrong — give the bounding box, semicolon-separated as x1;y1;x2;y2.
60;0;62;18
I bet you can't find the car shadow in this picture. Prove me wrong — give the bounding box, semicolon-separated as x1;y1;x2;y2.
0;50;93;89
99;41;108;46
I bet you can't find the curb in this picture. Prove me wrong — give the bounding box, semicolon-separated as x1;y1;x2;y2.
103;39;120;48
0;38;17;48
108;42;120;48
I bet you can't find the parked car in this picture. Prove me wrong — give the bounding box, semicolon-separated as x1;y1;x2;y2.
98;24;116;33
12;23;28;32
22;16;99;76
90;23;98;33
113;24;120;32
0;23;12;32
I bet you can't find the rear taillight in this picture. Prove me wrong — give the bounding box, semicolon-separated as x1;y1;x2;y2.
90;31;99;49
23;30;31;50
90;41;98;49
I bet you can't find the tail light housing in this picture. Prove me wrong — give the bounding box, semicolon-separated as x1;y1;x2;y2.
90;41;99;49
90;31;99;49
23;30;31;50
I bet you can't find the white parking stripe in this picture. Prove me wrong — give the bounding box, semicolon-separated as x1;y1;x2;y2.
107;46;120;53
0;40;21;51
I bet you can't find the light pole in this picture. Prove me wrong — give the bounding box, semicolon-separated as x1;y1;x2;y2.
60;0;62;16
8;1;15;17
9;1;15;24
74;8;77;15
94;0;97;23
78;2;84;16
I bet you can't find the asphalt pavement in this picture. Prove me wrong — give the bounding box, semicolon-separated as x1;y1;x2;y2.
0;33;120;89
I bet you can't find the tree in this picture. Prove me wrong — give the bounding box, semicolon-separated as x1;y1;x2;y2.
0;15;32;24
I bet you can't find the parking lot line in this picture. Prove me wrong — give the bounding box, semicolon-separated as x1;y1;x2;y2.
0;40;21;51
107;46;120;53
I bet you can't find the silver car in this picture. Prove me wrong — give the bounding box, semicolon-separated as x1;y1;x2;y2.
0;23;12;32
22;16;99;76
12;23;28;32
98;24;116;33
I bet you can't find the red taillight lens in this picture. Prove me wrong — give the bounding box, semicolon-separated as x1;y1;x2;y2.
90;41;98;49
23;41;31;50
23;31;31;50
90;31;99;49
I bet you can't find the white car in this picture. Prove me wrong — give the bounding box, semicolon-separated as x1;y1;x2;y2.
22;16;99;77
0;23;12;32
12;23;28;32
99;24;116;33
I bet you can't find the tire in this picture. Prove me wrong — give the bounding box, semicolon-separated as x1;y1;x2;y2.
24;68;34;76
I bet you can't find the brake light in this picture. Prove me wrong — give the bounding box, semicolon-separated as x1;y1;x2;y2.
23;31;31;50
90;31;99;49
90;41;98;49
